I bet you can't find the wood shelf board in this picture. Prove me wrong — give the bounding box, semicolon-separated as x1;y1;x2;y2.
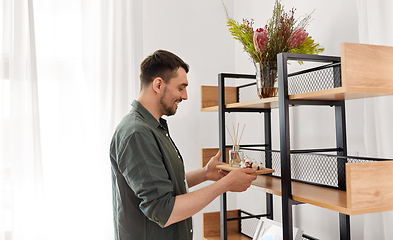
216;165;275;175
201;106;219;112
200;87;393;112
250;174;393;215
200;97;278;111
203;233;251;240
289;87;393;101
226;97;279;109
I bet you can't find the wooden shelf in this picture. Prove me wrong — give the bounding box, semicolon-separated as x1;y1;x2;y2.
203;210;251;240
289;86;393;101
201;43;393;111
251;161;393;215
251;175;349;214
201;86;393;111
202;149;393;216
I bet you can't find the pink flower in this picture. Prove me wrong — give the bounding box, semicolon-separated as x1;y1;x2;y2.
287;28;309;49
253;28;268;53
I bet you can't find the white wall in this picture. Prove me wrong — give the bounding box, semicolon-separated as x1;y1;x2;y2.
139;0;371;239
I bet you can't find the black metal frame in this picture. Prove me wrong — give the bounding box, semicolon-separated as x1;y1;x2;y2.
277;52;350;240
217;53;355;240
218;73;273;240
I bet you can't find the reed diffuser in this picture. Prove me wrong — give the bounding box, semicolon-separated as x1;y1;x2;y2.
226;123;246;167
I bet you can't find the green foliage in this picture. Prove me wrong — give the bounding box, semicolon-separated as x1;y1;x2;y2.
226;18;261;63
223;0;324;66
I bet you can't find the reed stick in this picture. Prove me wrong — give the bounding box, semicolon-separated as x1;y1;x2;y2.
225;124;235;146
232;123;236;145
238;124;246;145
226;123;246;147
236;123;239;145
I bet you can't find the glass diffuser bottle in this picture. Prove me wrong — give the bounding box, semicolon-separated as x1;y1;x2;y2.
226;123;246;167
229;145;244;167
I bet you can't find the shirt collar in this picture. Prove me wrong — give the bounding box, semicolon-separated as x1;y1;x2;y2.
131;100;168;130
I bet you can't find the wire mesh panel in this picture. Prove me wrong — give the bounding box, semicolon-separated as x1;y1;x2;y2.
241;148;385;189
238;82;261;103
290;153;340;187
288;64;341;95
239;211;260;238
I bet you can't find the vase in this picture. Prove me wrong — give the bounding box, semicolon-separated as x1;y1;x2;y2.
229;145;244;167
255;61;278;98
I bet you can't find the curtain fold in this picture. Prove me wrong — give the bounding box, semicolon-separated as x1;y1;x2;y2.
1;0;45;239
1;0;141;239
356;0;393;239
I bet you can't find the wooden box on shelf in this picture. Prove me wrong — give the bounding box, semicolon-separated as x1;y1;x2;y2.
201;86;237;112
202;210;251;240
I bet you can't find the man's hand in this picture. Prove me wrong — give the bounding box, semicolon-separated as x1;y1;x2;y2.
166;157;257;227
222;167;257;192
166;152;257;227
204;150;229;181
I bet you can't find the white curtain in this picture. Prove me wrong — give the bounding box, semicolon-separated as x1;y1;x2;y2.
1;0;45;239
356;0;393;239
1;0;141;239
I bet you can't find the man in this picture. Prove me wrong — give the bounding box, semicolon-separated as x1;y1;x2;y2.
110;50;257;240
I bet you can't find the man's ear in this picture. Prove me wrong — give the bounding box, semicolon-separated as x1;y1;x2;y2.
152;77;164;94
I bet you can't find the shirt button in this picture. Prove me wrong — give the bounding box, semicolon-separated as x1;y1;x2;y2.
166;134;168;137
190;229;193;233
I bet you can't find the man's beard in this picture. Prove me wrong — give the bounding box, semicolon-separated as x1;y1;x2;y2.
160;88;177;116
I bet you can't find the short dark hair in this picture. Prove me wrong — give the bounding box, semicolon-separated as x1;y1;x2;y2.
139;50;189;90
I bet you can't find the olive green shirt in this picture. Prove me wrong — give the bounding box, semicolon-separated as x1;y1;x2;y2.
110;100;192;240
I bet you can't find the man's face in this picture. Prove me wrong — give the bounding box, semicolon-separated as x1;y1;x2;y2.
159;67;188;116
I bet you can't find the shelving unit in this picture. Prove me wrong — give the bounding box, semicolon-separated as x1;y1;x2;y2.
201;43;393;240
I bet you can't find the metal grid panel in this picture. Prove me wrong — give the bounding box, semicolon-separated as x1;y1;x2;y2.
240;212;260;238
288;64;341;95
242;149;341;187
238;83;260;102
241;148;383;189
